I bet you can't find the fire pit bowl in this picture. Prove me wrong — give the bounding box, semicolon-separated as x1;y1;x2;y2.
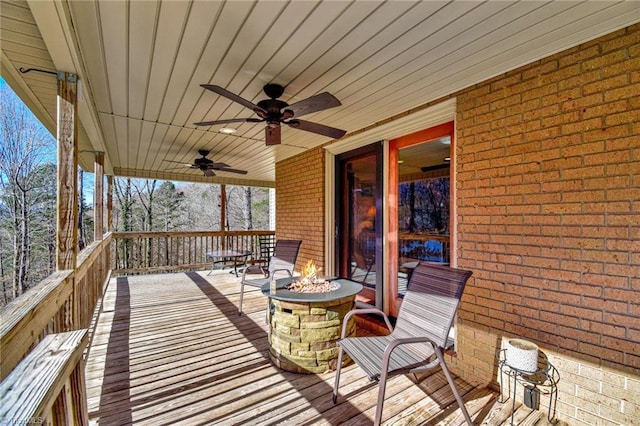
261;277;363;373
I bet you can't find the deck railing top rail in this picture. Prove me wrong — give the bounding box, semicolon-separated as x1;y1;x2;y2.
0;234;111;381
111;229;275;275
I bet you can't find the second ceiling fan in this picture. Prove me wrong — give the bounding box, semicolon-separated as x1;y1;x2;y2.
194;83;346;146
164;150;247;177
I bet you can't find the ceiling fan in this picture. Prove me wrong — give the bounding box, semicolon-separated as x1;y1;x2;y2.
194;83;347;146
163;149;248;177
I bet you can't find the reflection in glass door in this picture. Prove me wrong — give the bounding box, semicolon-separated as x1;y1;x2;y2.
335;143;382;309
389;122;454;317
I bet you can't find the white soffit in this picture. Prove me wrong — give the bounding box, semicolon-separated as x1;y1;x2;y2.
325;98;456;155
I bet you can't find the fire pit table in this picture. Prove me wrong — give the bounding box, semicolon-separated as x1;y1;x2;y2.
261;277;363;374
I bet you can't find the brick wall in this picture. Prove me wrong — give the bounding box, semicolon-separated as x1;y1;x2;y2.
454;24;639;425
275;24;639;425
275;146;325;272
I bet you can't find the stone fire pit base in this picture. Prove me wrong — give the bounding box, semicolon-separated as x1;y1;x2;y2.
268;295;356;374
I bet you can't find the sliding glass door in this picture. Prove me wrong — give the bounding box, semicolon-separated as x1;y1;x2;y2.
335;143;382;309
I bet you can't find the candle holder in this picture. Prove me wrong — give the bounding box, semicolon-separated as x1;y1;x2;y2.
505;338;538;372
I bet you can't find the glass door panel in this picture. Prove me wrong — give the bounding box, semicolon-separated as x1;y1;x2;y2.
396;136;451;297
335;144;382;308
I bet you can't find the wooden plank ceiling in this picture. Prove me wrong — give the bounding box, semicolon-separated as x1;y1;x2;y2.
2;0;639;186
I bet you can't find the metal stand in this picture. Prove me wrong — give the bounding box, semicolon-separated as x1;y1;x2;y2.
496;349;559;425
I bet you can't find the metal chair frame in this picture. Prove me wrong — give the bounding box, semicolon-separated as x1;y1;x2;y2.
238;239;301;316
332;263;474;426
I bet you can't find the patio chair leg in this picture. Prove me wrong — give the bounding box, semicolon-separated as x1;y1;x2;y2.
374;368;389;426
332;347;345;404
435;348;473;426
238;281;244;316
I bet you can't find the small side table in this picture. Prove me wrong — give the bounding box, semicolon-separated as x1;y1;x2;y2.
496;349;559;425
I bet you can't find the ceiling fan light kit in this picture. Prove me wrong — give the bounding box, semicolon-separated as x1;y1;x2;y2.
194;83;346;146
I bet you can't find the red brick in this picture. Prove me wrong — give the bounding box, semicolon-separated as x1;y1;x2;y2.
559;45;601;67
584;124;631;142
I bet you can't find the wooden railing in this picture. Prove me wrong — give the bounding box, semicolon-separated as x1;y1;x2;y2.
0;233;111;424
0;330;89;425
111;230;275;275
0;233;111;379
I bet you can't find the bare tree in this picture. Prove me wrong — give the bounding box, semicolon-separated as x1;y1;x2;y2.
132;179;158;266
0;86;54;298
155;181;185;231
111;180;269;233
243;187;253;230
225;185;269;230
180;183;220;230
113;177;135;269
132;179;158;231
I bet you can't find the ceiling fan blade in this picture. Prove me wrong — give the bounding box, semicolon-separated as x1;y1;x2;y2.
217;168;248;175
287;119;346;139
193;118;263;126
209;162;231;169
287;92;341;117
163;159;192;166
265;125;281;146
201;84;266;114
203;168;216;177
164;166;192;171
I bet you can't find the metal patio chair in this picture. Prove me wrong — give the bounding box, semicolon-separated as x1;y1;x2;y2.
332;263;474;426
238;239;302;316
246;234;276;277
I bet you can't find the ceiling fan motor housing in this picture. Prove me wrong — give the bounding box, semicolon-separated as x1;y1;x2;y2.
195;157;212;165
257;99;288;111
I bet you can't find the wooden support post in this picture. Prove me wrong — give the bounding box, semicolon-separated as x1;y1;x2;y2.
221;184;227;249
93;152;104;241
56;72;78;271
107;175;113;231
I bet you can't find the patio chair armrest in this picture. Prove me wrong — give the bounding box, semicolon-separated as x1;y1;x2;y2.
341;308;393;338
268;269;293;280
385;336;436;352
241;266;255;281
380;336;439;376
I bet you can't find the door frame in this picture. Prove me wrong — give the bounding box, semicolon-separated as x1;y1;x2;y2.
388;121;455;316
324;98;457;315
334;142;384;309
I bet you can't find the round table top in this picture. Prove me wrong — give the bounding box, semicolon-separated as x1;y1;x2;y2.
261;277;363;303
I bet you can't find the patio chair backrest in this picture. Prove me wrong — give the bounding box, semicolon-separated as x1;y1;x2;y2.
258;235;276;263
267;239;302;278
271;240;302;265
393;263;472;349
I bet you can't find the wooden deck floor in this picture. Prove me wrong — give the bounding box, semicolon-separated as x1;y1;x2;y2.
86;271;552;426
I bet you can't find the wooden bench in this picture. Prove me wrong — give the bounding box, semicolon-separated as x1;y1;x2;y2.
0;329;89;425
